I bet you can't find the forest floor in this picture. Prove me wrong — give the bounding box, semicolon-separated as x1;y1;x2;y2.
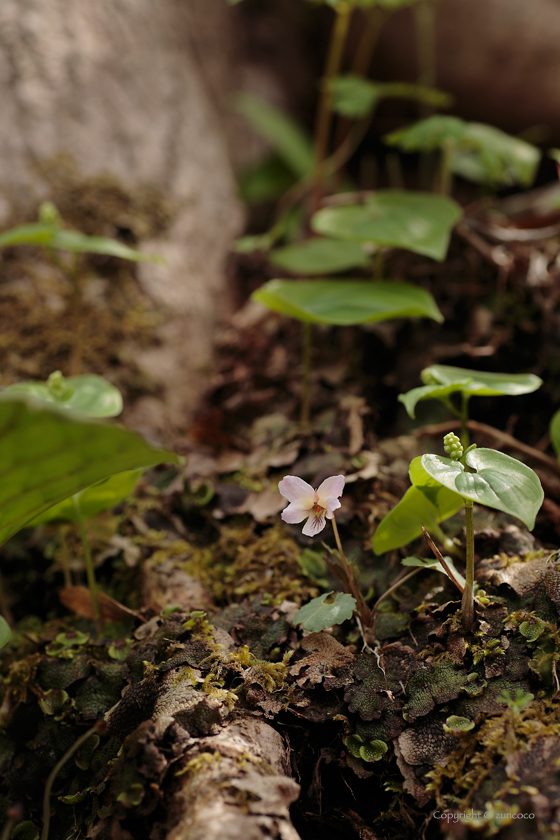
3;182;560;840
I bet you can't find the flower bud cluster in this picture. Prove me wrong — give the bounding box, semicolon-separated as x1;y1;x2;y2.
443;432;463;460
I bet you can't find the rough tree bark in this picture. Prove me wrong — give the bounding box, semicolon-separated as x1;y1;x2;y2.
0;0;244;433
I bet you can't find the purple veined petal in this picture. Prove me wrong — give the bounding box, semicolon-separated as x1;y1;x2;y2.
302;510;326;537
278;475;316;505
316;475;345;502
281;501;312;524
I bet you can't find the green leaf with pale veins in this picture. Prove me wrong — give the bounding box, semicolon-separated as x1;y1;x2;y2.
372;483;463;554
29;470;142;525
293;591;356;632
312;190;462;261
0;396;180;546
420;449;543;530
399;364;542;418
252;279;443;325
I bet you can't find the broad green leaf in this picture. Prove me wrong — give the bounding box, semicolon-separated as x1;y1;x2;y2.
420;449;543;530
401;555;465;590
331;75;451;119
0;222;58;248
550;409;560;459
4;373;123;418
0;396;179;546
252;279;443;325
399;364;542;418
50;230;163;262
311;190;462;261
0;615;11;649
270;239;370;275
385;116;540;188
372;483;463;554
452;123;540;187
29;469;142;525
293;591;356;632
235;92;314;178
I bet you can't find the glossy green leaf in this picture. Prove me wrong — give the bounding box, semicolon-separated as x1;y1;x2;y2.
372;483;463;554
420;449;544;530
252;279;443;325
4;373;123;418
452;123;540;187
331;75;451;119
50;230;163;262
270;239;371;275
550;409;560;459
293;591;356;632
29;470;142;525
0;222;57;248
0;221;162;262
235;92;314;178
401;555;465;590
399;364;542;418
0;615;11;649
0;396;179;546
385;116;540;187
312;190;462;261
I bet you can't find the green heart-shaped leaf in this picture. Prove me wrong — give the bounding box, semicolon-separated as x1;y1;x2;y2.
293;591;356;632
311;190;462;261
270;238;371;275
0;616;11;649
372;484;463;554
4;373;123;418
0;396;179;546
420;449;543;530
252;279;443;325
29;469;142;525
550;408;560;460
399;364;542;418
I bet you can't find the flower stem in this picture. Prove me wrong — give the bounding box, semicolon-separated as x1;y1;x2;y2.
331;515;372;627
72;494;102;633
461;499;475;631
311;2;353;213
300;322;312;425
41;726;98;840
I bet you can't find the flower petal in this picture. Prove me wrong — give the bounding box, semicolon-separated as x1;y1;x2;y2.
302;510;326;537
317;475;345;501
281;502;312;524
278;475;316;504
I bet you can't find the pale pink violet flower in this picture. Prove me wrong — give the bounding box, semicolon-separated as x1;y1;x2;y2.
278;474;345;537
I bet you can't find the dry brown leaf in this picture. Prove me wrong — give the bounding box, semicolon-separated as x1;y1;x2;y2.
60;585;145;622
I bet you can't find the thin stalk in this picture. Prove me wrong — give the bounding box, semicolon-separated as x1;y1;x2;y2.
59;526;73;589
311;3;353;212
372;568;421;618
300;322;312;425
68;254;83;376
415;1;437;97
461;499;475;631
438;139;454;196
460;393;470;448
72;494;101;632
0;817;15;840
331;515;372;627
41;726;97;840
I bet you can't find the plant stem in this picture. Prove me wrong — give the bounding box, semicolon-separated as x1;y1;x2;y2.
460;393;470;448
311;2;353;213
415;0;437;97
372;568;421;618
59;526;73;589
438;139;454;196
331;515;372;627
41;726;98;840
300;322;312;425
72;494;102;632
68;254;83;376
0;818;15;840
461;499;475;631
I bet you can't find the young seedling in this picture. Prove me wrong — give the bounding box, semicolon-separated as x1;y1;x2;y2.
399;364;542;446
412;432;543;631
253;279;443;423
278;474;371;629
0;202;163;374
